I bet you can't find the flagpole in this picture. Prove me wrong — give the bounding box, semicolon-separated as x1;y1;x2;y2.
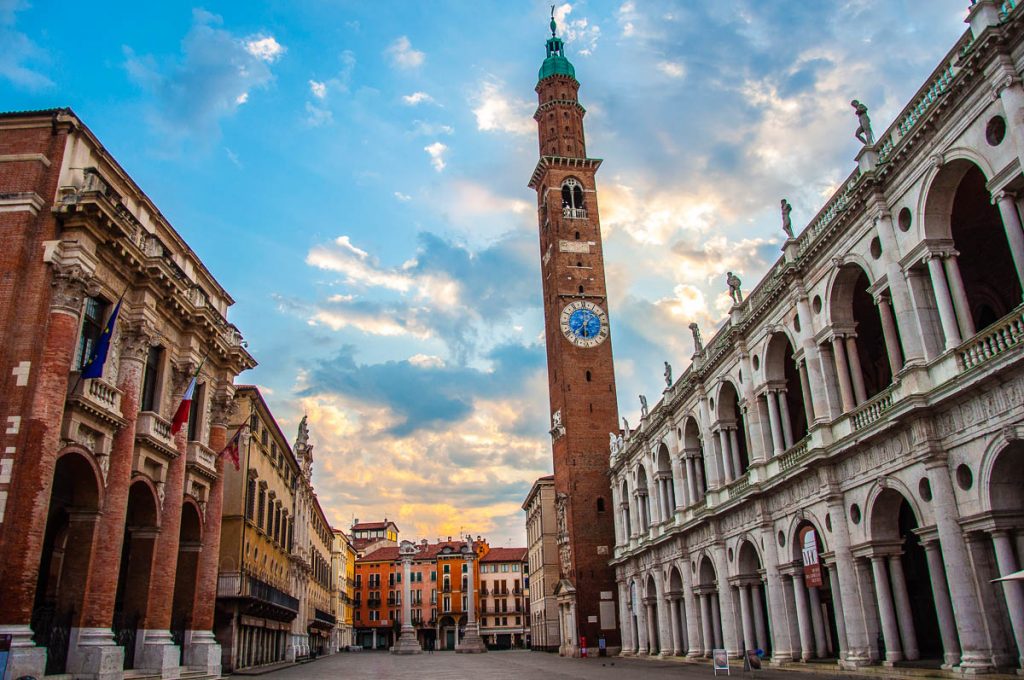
69;285;130;398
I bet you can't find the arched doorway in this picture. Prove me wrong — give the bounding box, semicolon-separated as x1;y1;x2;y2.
695;555;722;657
763;332;809;455
33;450;103;675
113;478;161;669
439;614;457;650
736;540;770;655
716;381;749;481
791;520;839;661
868;488;942;662
925;160;1022;334
655;443;676;521
171;499;204;662
830;264;894;406
681;416;707;502
644;574;660;655
666;566;687;656
986;442;1024;670
636;466;651;531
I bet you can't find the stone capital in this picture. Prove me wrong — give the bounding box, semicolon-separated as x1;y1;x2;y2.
50;265;98;315
119;321;160;363
209;394;237;427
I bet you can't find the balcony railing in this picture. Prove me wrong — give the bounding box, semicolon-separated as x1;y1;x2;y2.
957;304;1024;372
136;411;175;450
367;598;382;608
562;206;587;219
217;572;299;613
314;608;336;625
186;441;217;476
68;377;123;424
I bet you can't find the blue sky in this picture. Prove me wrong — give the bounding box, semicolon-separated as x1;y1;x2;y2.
2;0;969;545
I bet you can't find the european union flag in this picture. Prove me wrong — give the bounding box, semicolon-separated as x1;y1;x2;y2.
80;298;122;379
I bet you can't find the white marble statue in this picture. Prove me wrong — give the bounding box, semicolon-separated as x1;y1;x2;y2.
727;272;743;304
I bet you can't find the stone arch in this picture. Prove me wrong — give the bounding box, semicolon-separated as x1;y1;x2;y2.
715;380;750;476
619;479;633;539
171;499;205;641
654;441;676;519
865;478;926;542
787;514;829;562
697;553;718;587
668;564;684;593
114;477;163;667
680;415;707;500
922;158;1022;330
980;431;1024;513
827;262;894;402
736;538;763;577
35;448;105;674
635;465;652;530
763;330;809;449
866;484;943;660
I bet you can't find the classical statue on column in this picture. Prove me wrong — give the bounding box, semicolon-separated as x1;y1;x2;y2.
455;537;487;653
391;540;423;654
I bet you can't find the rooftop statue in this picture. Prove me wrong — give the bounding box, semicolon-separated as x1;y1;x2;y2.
852;99;875;146
689;322;703;353
639;394;648;418
727;271;743;304
781;198;794;239
664;361;673;389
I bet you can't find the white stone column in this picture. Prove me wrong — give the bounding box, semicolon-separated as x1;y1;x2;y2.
637;593;649;655
807;586;827;658
926;255;962;350
712;548;739;657
764;557;794;663
992;530;1024;669
826;563;848;660
831;336;857;412
685;453;698;505
671;457;686;511
718;429;734;483
695;456;707;499
876;294;904;376
668;595;682;655
777;389;794;449
751;584;768;653
943;255;975;340
728;428;743;477
926;460;992;671
766;391;785;456
796;360;815;428
710;593;724;649
854;559;882;663
392;542;423;654
738;585;756;652
888;554;919;661
994;191;1024;297
681;565;701;658
870;556;903;663
791;573;815;661
700;594;714;657
921;539;961;667
844;336;868;405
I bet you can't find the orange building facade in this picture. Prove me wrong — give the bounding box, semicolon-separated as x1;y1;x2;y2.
353;537;489;650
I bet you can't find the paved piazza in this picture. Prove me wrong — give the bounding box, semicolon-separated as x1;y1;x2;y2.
265;651;832;679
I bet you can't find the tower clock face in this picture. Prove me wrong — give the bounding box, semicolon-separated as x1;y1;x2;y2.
560;300;609;348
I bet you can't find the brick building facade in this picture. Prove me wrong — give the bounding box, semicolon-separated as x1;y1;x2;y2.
0;108;254;680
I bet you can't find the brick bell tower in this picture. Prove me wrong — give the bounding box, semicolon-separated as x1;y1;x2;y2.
528;14;621;654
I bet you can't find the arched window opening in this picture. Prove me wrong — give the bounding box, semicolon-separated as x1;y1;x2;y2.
715;381;749;483
578;285;584;294
596;497;605;513
561;178;586;219
764;332;810;456
585;370;592;382
829;264;895;408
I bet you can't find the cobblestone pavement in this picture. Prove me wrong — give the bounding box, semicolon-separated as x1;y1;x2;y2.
258;650;849;679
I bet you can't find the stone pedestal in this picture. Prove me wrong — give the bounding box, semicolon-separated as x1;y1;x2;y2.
66;627;125;680
0;625;47;680
391;629;423;655
455;626;487;654
184;629;222;676
138;629;182;679
856;146;879;174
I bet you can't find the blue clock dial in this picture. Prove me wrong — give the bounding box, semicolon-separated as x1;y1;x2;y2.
559;300;609;348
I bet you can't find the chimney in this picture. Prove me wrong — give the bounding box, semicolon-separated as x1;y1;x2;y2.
352;518;359;527
447;536;451;542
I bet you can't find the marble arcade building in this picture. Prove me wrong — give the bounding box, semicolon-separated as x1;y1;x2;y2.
609;3;1024;675
0;109;254;680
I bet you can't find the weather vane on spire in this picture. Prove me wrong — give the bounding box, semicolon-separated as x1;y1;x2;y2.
550;5;557;37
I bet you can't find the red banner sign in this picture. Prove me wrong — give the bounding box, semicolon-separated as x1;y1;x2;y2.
801;527;823;588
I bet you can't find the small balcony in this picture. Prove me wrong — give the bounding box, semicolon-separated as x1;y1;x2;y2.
135;411;176;454
217;571;299;618
67;376;124;428
562;206;587;219
367;598;382;608
186;441;217;477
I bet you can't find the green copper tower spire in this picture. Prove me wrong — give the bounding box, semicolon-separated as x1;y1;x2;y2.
539;7;576;82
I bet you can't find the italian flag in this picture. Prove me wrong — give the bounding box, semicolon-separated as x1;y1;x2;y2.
171;358;205;435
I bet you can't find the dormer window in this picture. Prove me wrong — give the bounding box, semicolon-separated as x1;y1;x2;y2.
561;178;586;219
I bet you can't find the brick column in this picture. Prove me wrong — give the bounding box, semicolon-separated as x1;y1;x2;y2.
69;325;153;677
0;267;92;680
138;361;196;674
185;395;232;674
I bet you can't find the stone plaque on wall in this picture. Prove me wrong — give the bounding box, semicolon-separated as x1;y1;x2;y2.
559;239;592;253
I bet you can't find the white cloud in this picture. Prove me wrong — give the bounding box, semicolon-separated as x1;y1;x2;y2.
307;236;413;292
411;120;454;136
309;79;327;99
305;101;332;127
470;80;534;136
553;3;601;55
424;141;448;172
409;354;444;368
386;36;424;69
402;91;434;105
235;92;249;105
245;35;285;63
657;60;686;78
394;191;412;202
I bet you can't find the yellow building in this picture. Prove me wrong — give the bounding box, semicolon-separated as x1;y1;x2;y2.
215;386;301;672
332;529;357;649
